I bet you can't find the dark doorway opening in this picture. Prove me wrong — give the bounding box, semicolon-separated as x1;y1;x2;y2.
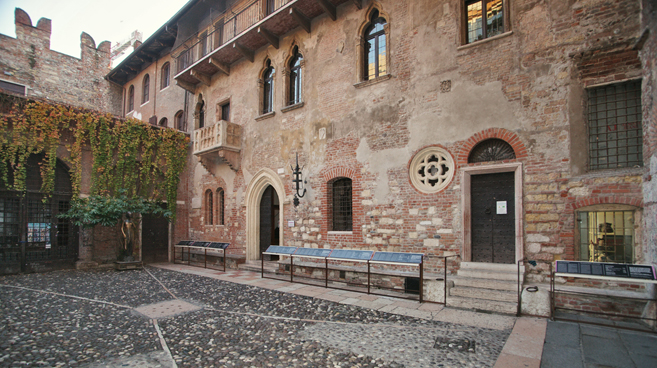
259;185;279;260
470;172;515;264
142;208;169;264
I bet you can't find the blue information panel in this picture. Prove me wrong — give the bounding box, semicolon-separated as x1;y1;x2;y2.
209;242;229;249
294;248;332;258
328;249;373;261
371;252;423;264
264;246;298;255
556;261;657;280
177;240;194;245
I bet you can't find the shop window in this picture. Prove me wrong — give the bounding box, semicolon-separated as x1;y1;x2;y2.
142;74;150;104
588;80;643;170
329;178;352;231
127;85;134;112
205;189;213;225
465;0;504;44
161;63;170;89
577;210;634;264
364;10;387;80
288;47;303;105
216;188;224;225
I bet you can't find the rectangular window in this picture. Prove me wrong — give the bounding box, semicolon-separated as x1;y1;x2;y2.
221;103;230;121
466;0;504;44
331;178;352;231
588;80;643;170
577;211;634;264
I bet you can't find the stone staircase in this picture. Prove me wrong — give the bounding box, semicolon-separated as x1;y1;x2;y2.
447;262;523;315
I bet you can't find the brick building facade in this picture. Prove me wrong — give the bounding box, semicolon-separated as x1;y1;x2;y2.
2;0;656;316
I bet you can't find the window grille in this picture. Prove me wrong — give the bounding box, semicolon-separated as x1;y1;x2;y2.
577;211;634;264
331;178;352;231
588;80;643;170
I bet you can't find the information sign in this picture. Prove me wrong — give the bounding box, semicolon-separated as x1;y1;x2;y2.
264;245;297;255
177;240;194;245
294;248;332;258
209;242;229;249
328;249;373;261
555;261;656;280
371;252;423;264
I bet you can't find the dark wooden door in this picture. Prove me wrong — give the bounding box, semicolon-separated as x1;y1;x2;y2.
259;185;279;258
142;213;169;263
471;172;515;264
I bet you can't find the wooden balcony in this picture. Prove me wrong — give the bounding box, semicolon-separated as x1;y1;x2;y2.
174;0;358;92
193;120;242;172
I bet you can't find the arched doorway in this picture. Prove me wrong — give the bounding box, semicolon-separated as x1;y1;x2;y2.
0;154;78;274
245;168;285;260
259;185;280;260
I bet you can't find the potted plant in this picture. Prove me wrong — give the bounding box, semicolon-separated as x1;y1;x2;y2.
60;190;171;269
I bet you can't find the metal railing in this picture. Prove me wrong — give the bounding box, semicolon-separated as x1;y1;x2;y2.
175;0;293;74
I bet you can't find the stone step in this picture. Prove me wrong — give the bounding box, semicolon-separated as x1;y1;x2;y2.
446;295;518;315
460;261;523;273
451;276;518;292
457;268;523;282
449;286;517;302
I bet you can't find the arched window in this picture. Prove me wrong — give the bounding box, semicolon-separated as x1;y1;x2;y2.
329;178;352;231
175;110;186;131
288;47;303;105
205;189;213;225
364;10;387;80
196;94;205;128
161;63;170;89
216;188;225;225
142;74;150;104
263;60;275;114
468;139;516;163
127;85;134;112
159;117;168;127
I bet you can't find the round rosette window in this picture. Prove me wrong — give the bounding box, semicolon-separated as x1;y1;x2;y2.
409;147;455;193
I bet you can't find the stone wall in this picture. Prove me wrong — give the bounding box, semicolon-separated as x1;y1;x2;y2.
0;8;121;115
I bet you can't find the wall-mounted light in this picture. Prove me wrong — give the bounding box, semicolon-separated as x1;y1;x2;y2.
291;153;306;207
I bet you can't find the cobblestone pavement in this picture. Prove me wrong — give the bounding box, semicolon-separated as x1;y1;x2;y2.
0;266;513;367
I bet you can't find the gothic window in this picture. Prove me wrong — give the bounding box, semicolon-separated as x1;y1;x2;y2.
409;147;455;194
289;47;303;105
468;139;516;163
158;117;168;127
161;63;170;89
175;110;186;131
329;178;352;231
127;85;134;112
364;10;387;80
142;74;150;104
216;188;225;225
588;80;643;170
465;0;504;44
263;60;275;114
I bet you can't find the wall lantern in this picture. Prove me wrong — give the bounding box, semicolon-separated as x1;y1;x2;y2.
291;153;306;207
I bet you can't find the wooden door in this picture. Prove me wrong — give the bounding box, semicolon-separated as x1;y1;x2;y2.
142;212;169;263
470;172;515;264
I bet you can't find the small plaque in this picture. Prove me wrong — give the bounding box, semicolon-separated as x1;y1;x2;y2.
628;265;656;280
604;264;629;277
288;220;295;227
496;201;507;215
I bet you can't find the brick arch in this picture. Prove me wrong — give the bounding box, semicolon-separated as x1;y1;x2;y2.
457;128;528;165
319;166;362;241
321;166;358;182
571;196;643;211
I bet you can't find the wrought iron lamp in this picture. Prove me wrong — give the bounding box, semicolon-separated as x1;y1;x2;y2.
291;153;306;207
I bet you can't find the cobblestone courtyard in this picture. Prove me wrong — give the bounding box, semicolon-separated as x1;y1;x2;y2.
1;266;512;367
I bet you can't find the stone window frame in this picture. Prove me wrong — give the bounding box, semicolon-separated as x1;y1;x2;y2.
127;85;135;113
409;146;456;194
204;189;214;225
283;44;305;107
216;188;225;226
328;177;353;232
460;0;511;46
161;62;170;90
174;110;186;132
216;98;231;122
354;3;391;87
257;58;276;119
142;74;150;105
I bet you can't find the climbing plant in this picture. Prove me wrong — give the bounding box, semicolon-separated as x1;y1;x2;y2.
0;97;189;220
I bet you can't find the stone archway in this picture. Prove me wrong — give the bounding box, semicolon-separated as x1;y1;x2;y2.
245;168;286;260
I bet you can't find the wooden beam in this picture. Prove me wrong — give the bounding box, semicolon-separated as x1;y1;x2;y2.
209;57;230;75
315;0;336;21
257;27;279;49
232;42;254;63
176;79;196;93
352;0;362;9
190;70;211;86
289;8;311;33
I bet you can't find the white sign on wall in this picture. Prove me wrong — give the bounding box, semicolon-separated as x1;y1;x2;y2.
496;201;507;215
